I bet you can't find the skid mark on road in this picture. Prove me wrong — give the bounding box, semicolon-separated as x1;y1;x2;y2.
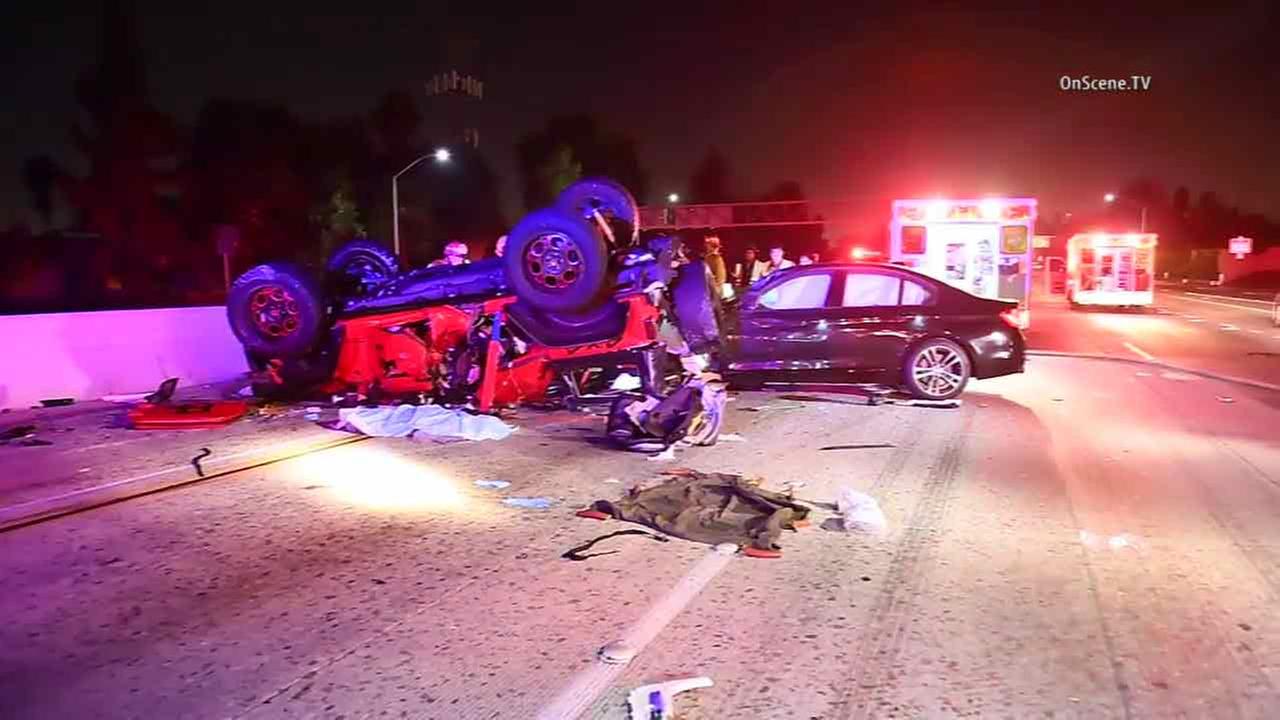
838;408;973;719
1123;341;1156;361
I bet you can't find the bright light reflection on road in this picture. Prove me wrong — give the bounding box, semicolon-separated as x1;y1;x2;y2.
288;444;466;512
1086;312;1189;337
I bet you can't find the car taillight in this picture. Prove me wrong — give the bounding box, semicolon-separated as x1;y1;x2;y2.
1000;308;1029;330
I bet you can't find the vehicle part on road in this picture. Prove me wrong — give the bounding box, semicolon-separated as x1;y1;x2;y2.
718;433;746;442
1217;396;1235;404
903;338;971;400
505;208;609;312
127;401;249;430
190;447;212;477
561;529;669;562
670;260;723;355
627;676;714;720
606;377;725;451
145;377;179;404
0;424;36;442
502;497;554;509
836;488;888;535
819;443;896;451
227;262;326;358
474;479;511;489
39;398;75;407
586;470;811;551
555;177;640;248
326;238;400;297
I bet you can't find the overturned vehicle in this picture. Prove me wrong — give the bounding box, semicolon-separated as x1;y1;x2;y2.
226;179;724;411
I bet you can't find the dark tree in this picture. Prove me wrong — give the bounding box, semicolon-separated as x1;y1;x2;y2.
22;155;60;224
516;114;649;210
688;147;732;204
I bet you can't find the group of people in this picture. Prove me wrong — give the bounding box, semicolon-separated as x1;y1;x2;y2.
426;235;508;268
703;241;817;288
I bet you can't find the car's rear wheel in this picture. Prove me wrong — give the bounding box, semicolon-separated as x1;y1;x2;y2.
556;177;640;247
504;208;609;313
670;260;723;355
327;238;399;298
903;338;971;400
227;263;326;359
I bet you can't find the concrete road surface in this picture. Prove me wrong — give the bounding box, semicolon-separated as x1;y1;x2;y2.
1028;284;1280;390
3;305;1280;718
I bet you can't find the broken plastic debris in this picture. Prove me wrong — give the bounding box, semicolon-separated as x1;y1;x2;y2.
474;480;511;489
718;433;746;442
1135;371;1153;377
502;497;554;509
648;446;677;461
1217;396;1235;404
101;392;153;403
39;398;75;408
603;477;622;484
611;373;642;391
836;488;888;535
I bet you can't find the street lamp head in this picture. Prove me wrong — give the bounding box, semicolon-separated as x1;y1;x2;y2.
667;193;680;204
434;148;451;163
1103;193;1116;203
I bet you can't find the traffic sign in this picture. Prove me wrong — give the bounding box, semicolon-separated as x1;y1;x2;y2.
1229;235;1252;260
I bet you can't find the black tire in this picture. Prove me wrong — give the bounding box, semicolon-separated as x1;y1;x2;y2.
504;208;609;313
556;177;640;247
902;338;971;401
670;260;723;355
227;263;326;359
326;238;399;297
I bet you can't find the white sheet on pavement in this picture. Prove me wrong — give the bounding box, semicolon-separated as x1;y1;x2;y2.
337;405;515;441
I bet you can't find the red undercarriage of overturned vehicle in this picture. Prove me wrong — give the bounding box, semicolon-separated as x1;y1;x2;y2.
322;293;661;412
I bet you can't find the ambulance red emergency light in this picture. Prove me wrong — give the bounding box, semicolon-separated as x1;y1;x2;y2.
889;197;1036;326
1065;232;1157;309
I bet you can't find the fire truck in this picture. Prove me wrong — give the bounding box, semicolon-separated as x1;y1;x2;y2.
1064;232;1157;309
889;198;1037;326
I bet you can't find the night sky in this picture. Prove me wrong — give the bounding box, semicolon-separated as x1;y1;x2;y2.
4;1;1278;235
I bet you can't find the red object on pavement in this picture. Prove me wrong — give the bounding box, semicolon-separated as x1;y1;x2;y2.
128;401;249;430
575;508;610;521
743;546;782;559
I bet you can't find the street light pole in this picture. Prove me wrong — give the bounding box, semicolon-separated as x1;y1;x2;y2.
1140;205;1147;233
392;148;451;258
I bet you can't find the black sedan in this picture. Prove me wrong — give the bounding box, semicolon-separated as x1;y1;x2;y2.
721;262;1027;400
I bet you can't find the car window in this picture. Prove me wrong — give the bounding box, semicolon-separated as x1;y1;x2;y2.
759;273;832;310
842;273;901;307
901;279;934;305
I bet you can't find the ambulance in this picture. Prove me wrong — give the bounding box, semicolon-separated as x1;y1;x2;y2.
1064;232;1157;309
889;198;1036;326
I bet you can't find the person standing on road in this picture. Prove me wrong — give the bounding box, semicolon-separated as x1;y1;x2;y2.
429;241;470;267
737;247;768;286
763;246;795;276
494;235;507;258
798;254;813;266
703;235;727;290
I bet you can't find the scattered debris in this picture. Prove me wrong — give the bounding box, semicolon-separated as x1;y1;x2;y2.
474;480;511;490
1135;371;1153;377
607;377;726;452
17;437;53;447
191;448;212;477
561;529;669;561
145;378;180;404
610;373;643;391
1217;396;1235;404
819;443;895;451
128;401;249;429
648;447;677;461
585;470;810;551
602;477;622;484
336;405;515;441
628;677;713;720
0;424;37;442
1239;622;1253;632
101;391;153;403
503;497;554;509
305;406;323;414
39;398;75;408
836;488;888;535
236;385;256;398
718;433;746;442
1052;397;1065;402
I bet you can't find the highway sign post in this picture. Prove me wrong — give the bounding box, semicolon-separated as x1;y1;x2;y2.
1229;235;1253;260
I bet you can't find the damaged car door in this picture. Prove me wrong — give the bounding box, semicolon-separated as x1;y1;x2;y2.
727;269;840;378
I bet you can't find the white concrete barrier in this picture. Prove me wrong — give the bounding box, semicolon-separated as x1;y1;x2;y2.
0;306;248;409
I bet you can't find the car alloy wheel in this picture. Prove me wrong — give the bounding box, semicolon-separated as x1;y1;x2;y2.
249;285;301;338
911;344;967;399
524;232;584;290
